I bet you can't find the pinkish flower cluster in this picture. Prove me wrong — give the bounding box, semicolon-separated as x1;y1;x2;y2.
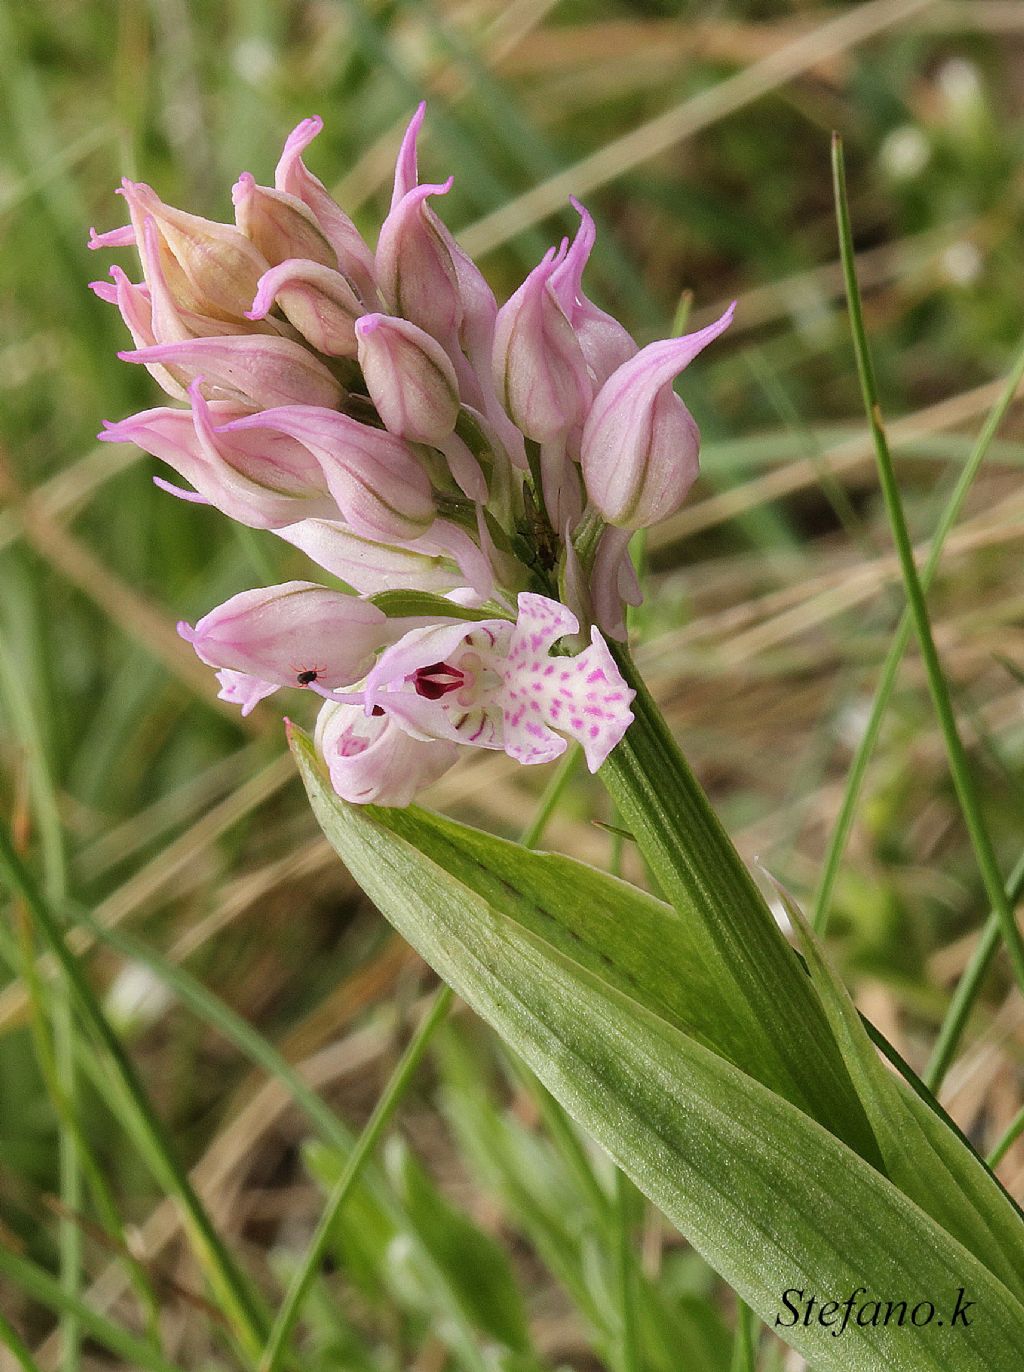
91;106;731;805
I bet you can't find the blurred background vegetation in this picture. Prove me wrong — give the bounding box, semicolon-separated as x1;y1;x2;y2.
1;1;1023;1368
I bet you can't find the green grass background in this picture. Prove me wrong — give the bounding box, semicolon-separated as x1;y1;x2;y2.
1;1;1023;1368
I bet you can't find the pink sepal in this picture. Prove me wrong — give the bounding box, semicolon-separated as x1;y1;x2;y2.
274;117;378;303
118;334;344;410
580;302;735;529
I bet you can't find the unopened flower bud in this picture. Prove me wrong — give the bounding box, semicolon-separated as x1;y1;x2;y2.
376;179;463;349
550;199;637;391
220;406;435;543
247;259;364;356
118;180;268;322
315;700;458;806
100;382;338;529
356;312;486;501
384;104;498;388
232;172;336;269
355;312;459;444
136;217;272;346
580;304;735;529
178;582;389;701
118;334;345;410
492;245;591;444
274;118;377;304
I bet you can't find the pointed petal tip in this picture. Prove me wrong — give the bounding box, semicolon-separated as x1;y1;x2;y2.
152;476;211;504
354;312;382;339
231;171;256;206
176;620;197;643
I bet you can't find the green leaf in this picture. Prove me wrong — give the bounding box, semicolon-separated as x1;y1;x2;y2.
368;590;511;622
292;733;1024;1370
598;644;881;1162
329;769;881;1166
385;1136;532;1354
778;882;1024;1305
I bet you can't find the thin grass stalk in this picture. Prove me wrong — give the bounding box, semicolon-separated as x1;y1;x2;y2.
729;1298;756;1372
0;1250;182;1372
830;133;1024;997
987;1104;1024;1170
0;1307;45;1372
0;632;83;1372
256;983;455;1372
11;906;163;1343
812;328;1024;933
0;826;269;1365
613;1169;641;1372
924;850;1024;1092
258;747;582;1372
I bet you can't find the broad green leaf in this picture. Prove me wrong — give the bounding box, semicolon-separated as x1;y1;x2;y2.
362;802;880;1163
779;885;1024;1304
293;734;1024;1370
599;646;881;1160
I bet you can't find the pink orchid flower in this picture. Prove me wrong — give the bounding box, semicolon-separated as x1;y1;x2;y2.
315;701;459;807
363;593;634;773
178;582;390;713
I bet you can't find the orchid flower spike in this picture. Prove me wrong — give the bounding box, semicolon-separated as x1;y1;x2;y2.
363;593;634;774
178;582;390;714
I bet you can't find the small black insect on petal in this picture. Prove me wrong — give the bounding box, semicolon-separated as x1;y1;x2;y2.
296;669;319;685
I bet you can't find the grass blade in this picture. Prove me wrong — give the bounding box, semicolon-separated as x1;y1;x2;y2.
0;826;268;1365
831;132;1024;999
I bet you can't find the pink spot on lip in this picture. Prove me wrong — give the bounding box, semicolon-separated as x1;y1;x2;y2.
590;725;600;738
571;717;583;729
587;669;607;684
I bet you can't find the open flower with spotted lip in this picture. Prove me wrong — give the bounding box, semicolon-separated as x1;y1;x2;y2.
362;592;634;775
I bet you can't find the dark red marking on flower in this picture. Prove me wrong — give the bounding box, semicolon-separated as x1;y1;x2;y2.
296;668;320;685
413;661;465;700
